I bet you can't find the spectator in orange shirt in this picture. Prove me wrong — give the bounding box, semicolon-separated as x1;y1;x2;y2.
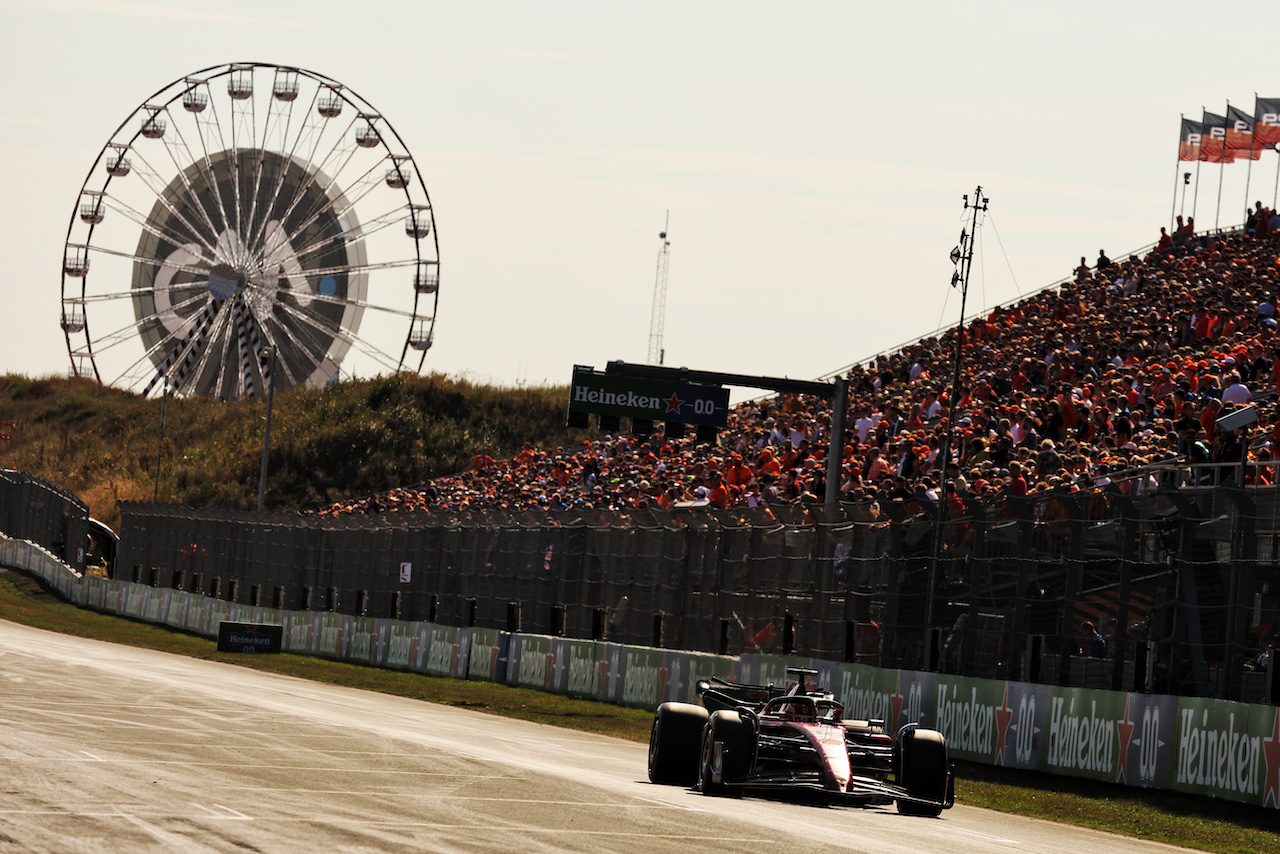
724;453;753;488
756;448;782;479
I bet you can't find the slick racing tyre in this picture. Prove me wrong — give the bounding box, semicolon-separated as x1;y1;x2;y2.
697;710;755;796
896;727;948;816
648;702;709;785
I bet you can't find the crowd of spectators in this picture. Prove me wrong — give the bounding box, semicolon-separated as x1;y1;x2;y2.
318;210;1280;518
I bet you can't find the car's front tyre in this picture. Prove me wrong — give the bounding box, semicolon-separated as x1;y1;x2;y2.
648;702;708;785
697;710;754;796
895;727;948;816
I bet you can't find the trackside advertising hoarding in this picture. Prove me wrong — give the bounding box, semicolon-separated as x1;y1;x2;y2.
423;624;463;677
564;639;605;700
837;664;937;736
1172;699;1279;804
467;628;508;682
384;619;418;670
4;534;1278;810
568;367;731;428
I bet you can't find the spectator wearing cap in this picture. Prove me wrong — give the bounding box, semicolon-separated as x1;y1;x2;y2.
707;472;731;509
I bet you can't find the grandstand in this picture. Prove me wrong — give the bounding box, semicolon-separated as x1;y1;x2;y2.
286;215;1280;703
321;216;1280;519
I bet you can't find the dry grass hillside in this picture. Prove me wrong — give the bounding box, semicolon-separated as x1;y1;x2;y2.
0;373;574;528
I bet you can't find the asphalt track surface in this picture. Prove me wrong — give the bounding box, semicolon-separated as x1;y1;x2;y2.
0;620;1199;854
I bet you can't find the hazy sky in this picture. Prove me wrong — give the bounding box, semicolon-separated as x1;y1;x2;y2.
6;1;1280;400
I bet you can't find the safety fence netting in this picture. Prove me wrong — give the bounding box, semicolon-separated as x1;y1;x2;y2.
94;479;1279;703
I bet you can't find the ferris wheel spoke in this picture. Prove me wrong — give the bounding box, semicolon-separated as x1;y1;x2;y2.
224;67;259;252
243;269;424;321
150;104;232;248
269;121;370;246
262;273;427;323
186;77;238;245
99;194;219;267
257;311;323;390
90;290;213;357
258;296;343;386
290;205;422;267
202;310;236;400
175;89;237;248
89;293;214;393
139;298;225;397
122;148;220;258
271;295;402;374
276;158;397;257
76;281;206;306
253;320;302;390
243;82;319;260
87;242;211;278
250;153;386;264
178;300;237;397
258;91;335;242
242;86;295;263
254;109;360;251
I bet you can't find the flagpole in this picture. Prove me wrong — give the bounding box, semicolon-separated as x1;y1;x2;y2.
1193;106;1204;224
1193;154;1202;225
1171;115;1184;231
1274;142;1280;210
1244;94;1257;222
1214;101;1227;231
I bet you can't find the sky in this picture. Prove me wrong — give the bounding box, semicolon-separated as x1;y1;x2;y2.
6;1;1280;402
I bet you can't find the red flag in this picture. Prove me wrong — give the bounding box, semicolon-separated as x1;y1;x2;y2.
1200;111;1234;163
1254;97;1280;149
751;621;777;648
1179;117;1203;162
1225;105;1261;160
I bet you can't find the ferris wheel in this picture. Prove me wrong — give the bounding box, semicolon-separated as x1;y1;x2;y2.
60;62;439;401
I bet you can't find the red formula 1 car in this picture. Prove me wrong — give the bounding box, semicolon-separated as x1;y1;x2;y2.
647;667;954;816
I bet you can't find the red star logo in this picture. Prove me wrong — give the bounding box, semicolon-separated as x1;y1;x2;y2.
1115;695;1135;785
664;392;686;414
1264;709;1280;809
890;673;904;736
994;684;1015;766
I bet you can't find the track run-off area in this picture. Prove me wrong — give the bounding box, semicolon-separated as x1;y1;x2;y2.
0;620;1197;853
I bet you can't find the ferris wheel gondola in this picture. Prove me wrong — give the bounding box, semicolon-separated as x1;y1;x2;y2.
60;62;440;401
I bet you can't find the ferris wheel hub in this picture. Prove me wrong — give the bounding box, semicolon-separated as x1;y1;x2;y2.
207;263;239;301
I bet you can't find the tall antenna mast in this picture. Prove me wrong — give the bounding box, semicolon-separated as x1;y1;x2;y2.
647;212;671;365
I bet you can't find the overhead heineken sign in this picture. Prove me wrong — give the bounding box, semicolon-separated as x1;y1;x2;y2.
569;366;729;427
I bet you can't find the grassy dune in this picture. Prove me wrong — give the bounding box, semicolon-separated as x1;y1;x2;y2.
0;373;574;528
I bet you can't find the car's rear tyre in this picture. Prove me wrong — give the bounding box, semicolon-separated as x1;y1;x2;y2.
697;710;754;797
896;728;948;816
648;702;709;785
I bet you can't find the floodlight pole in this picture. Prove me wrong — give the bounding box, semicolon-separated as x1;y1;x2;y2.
153;377;168;503
257;346;277;513
928;187;988;631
